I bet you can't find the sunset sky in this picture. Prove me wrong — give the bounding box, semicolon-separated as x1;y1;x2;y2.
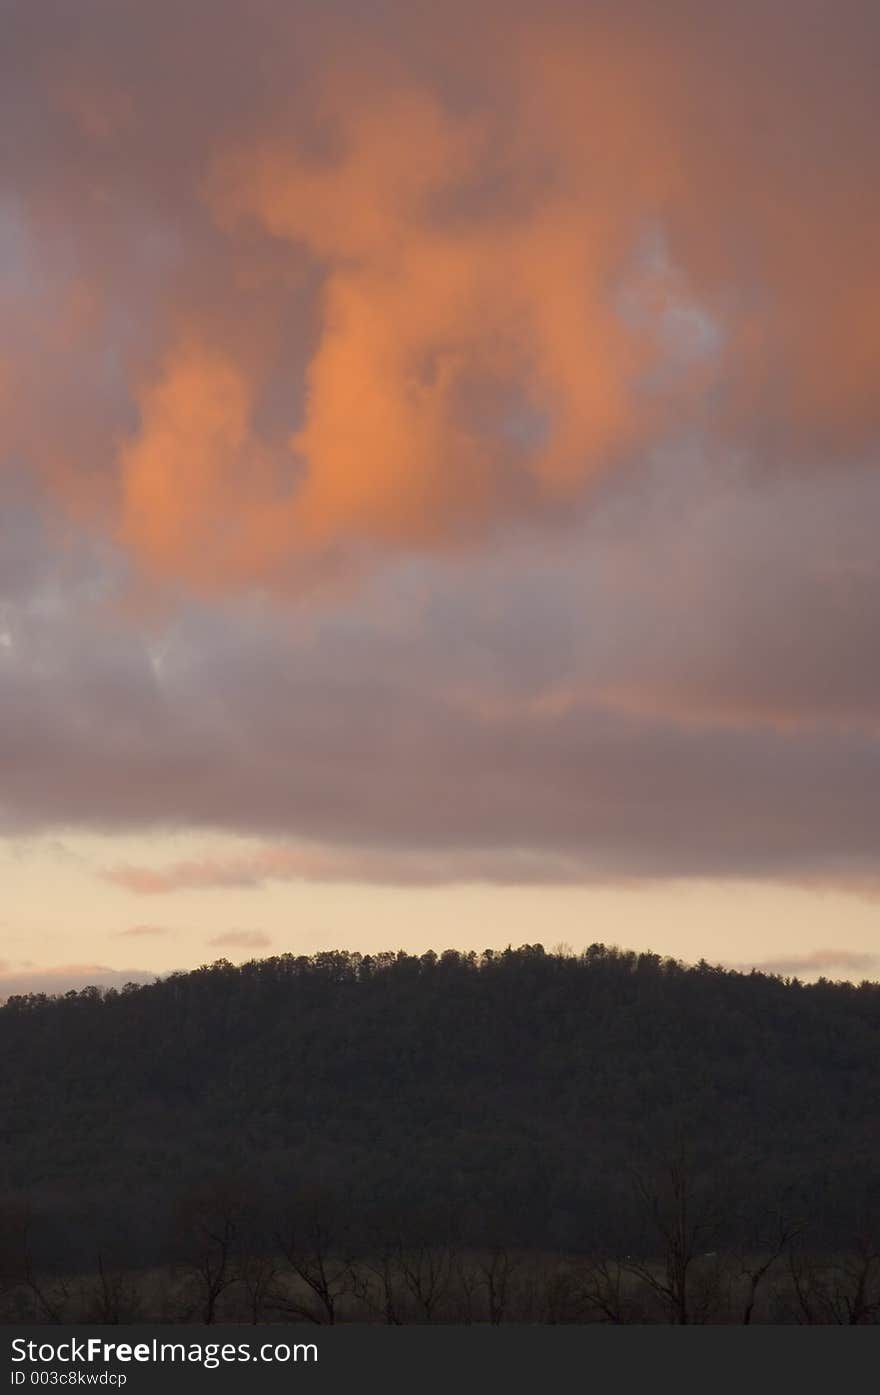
2;0;879;998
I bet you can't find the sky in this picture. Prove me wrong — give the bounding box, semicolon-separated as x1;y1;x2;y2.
1;0;879;997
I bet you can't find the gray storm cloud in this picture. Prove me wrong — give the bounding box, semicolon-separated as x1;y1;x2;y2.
1;451;879;891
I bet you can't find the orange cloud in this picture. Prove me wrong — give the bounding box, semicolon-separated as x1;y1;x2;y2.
114;53;697;588
3;2;879;594
119;338;256;582
117;83;654;586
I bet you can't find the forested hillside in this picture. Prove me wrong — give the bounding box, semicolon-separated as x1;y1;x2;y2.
2;944;879;1275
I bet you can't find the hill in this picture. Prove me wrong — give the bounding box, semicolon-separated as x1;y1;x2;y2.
2;944;879;1273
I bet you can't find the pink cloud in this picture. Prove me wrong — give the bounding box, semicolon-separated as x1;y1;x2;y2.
205;930;271;951
103;843;601;893
113;924;175;937
0;963;157;1002
735;948;878;980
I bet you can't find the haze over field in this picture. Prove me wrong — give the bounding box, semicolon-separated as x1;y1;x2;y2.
2;0;879;992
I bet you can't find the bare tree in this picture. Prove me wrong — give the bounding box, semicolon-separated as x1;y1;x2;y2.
476;1247;521;1325
833;1233;880;1325
274;1188;354;1325
9;1207;72;1324
237;1249;283;1325
541;1261;586;1324
85;1253;141;1324
22;1263;71;1324
451;1252;481;1324
622;1143;725;1324
396;1241;453;1323
575;1256;639;1324
171;1180;244;1324
734;1206;805;1325
788;1230;880;1325
350;1245;404;1325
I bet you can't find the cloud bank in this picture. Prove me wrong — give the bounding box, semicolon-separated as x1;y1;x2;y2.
1;448;878;891
1;1;879;901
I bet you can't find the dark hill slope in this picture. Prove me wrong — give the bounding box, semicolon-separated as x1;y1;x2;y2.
2;945;879;1261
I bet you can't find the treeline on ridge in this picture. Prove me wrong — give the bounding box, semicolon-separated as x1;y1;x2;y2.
1;944;878;1302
